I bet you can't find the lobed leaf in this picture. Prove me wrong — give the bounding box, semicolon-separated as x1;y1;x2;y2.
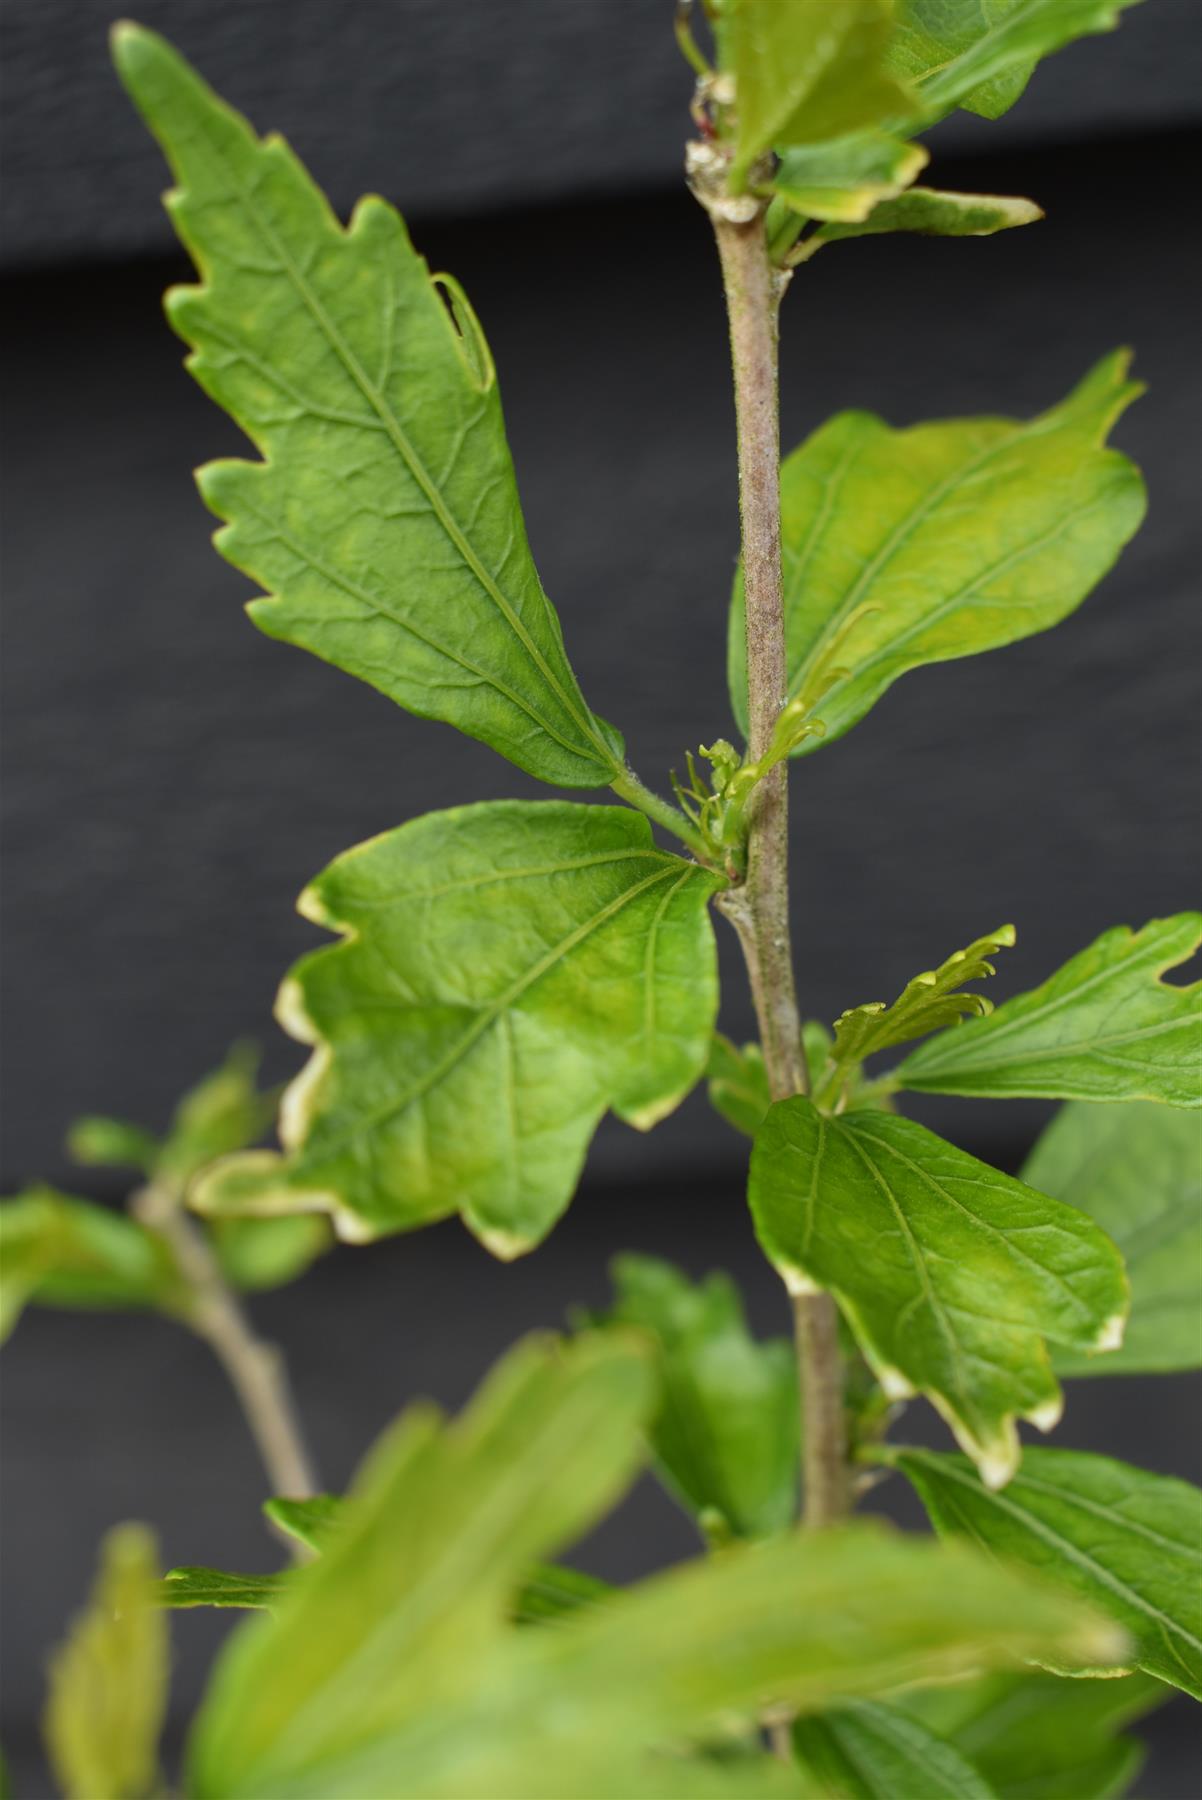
113;26;624;789
828;925;1015;1073
722;1;918;189
43;1525;168;1800
899;913;1202;1106
749;1099;1127;1485
884;0;1144;122
187;1332;655;1795
0;1187;187;1341
728;354;1145;752
792;1698;997;1798
818;186;1043;242
900;1666;1169;1800
592;1254;799;1538
893;1446;1202;1697
1021;1102;1202;1375
193;803;720;1257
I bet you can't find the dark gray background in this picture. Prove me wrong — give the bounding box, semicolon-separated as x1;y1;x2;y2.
2;1;1201;1794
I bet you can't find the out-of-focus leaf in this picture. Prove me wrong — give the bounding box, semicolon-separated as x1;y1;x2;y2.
113;25;624;789
749;1100;1127;1486
1022;1101;1202;1375
707;1035;774;1137
593;1254;799;1538
160;1568;290;1612
899;914;1202;1106
723;0;918;187
818;186;1043;241
186;1332;655;1795
884;0;1143;122
43;1525;168;1800
262;1493;343;1554
208;1214;331;1292
729;354;1144;751
193;804;720;1257
66;1116;160;1172
900;1666;1169;1800
769;132;928;223
893;1445;1202;1696
792;1698;997;1798
512;1563;614;1626
0;1188;186;1341
155;1042;278;1187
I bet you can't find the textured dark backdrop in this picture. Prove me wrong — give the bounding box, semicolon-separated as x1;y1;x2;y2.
2;2;1201;1794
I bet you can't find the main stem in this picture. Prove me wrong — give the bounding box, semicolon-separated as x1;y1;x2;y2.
712;210;847;1531
135;1184;318;1511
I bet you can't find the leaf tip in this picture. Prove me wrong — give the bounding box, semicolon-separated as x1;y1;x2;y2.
1024;1393;1064;1435
1092;1310;1127;1354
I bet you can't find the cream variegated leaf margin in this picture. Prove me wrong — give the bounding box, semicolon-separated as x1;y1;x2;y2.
728;354;1145;751
749;1099;1128;1486
194;804;721;1257
899;913;1202;1106
113;27;624;789
769;132;929;223
816;186;1044;243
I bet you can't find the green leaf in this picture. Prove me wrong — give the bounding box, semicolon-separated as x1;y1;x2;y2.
112;25;624;789
262;1493;343;1554
828;925;1015;1072
885;0;1143;122
0;1187;186;1340
792;1698;997;1798
186;1331;655;1796
193;803;720;1257
160;1567;290;1612
43;1525;168;1800
155;1042;278;1186
512;1562;614;1626
769;132;929;223
818;186;1044;241
900;1667;1169;1800
749;1099;1127;1485
893;1445;1202;1697
594;1254;799;1538
723;0;919;188
1023;1102;1202;1375
898;914;1202;1106
66;1116;160;1172
728;353;1145;752
707;1034;774;1136
208;1214;331;1292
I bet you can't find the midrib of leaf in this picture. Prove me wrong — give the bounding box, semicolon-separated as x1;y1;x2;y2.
905;1453;1202;1658
849;1121;1101;1327
241;498;601;767
784;409;1074;704
914;0;1066;98
316;846;671;913
311;864;689;1160
837;1126;975;1414
193;120;622;777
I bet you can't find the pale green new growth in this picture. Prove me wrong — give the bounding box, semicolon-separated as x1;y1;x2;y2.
112;26;624;789
749;1099;1128;1485
818;186;1044;243
0;1187;187;1339
729;354;1145;750
43;1526;167;1800
194;803;720;1255
792;1698;997;1799
828;925;1015;1073
894;1446;1202;1697
1022;1102;1202;1374
769;133;929;223
900;913;1202;1105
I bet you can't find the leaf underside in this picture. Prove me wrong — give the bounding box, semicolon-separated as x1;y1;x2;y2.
899;913;1202;1106
895;1445;1202;1698
728;353;1145;752
193;804;720;1257
749;1098;1127;1485
819;186;1044;242
113;26;622;789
